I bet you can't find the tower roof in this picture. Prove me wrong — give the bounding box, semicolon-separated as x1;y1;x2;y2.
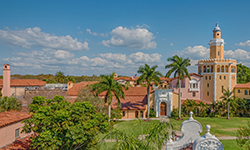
213;22;221;32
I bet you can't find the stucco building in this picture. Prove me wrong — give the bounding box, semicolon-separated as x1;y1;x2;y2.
198;23;237;103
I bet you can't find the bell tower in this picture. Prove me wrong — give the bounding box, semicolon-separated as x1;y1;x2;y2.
198;23;237;103
209;23;224;59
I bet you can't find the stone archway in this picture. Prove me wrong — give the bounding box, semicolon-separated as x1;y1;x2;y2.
160;102;167;116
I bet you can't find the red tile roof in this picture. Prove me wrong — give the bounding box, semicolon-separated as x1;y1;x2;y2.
66;81;99;96
168;73;202;81
0;111;32;128
114;76;137;81
111;95;147;110
0;134;35;150
234;82;250;89
99;87;154;96
0;79;46;87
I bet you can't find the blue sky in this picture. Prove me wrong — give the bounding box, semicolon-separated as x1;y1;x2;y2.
0;0;250;76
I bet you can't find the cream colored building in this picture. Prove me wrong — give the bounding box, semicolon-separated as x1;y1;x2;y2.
198;23;237;102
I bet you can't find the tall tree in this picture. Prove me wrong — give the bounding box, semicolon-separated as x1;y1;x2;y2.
237;64;250;84
22;95;110;149
55;71;66;83
220;88;234;119
165;55;191;119
137;64;163;120
0;96;22;112
91;72;125;120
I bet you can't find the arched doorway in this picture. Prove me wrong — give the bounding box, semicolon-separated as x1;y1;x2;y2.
160;102;167;116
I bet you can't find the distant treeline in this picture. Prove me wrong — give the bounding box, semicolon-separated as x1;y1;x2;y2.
0;73;102;83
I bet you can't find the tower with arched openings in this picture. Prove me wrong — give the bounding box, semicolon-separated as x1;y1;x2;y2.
198;23;237;102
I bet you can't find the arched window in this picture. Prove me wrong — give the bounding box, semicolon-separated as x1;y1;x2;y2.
189;79;198;91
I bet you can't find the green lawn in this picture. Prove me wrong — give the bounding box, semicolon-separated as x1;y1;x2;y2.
170;117;250;137
221;140;239;150
99;120;160;139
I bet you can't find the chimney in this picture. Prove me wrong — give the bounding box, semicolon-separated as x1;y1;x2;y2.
67;81;73;91
3;64;11;97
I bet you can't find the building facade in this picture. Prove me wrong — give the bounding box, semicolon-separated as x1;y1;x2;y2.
198;23;237;102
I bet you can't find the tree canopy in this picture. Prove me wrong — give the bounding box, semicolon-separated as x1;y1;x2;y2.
22;95;111;150
237;64;250;84
0;96;22;112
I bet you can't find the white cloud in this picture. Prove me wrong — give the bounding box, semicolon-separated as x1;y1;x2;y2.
236;40;250;47
86;29;98;36
0;27;89;50
1;50;164;75
54;50;75;60
170;43;173;46
129;52;161;63
101;26;157;49
178;45;210;60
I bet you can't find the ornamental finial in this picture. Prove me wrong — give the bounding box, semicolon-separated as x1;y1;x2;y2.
189;111;194;120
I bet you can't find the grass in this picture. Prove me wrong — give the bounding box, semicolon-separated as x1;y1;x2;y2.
220;140;239;150
169;117;250;137
98;119;160;139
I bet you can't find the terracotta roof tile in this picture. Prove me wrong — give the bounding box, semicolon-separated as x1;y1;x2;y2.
0;79;46;87
234;82;250;89
66;81;98;96
0;111;32;128
0;134;35;150
114;77;137;81
111;96;147;110
168;73;202;81
99;87;154;96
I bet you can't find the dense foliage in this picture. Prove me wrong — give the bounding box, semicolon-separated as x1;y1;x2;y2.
22;95;111;150
236;121;250;149
165;55;191;119
179;98;250;118
237;64;250;84
1;72;101;83
137;64;163;120
0;96;22;112
76;87;122;119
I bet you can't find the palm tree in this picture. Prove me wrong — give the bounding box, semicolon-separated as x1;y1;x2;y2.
220;88;234;119
137;64;163;120
165;55;191;119
55;71;66;83
91;72;125;120
125;81;132;90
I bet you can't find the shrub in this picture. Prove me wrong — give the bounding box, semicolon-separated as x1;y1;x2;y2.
171;108;179;119
149;109;156;118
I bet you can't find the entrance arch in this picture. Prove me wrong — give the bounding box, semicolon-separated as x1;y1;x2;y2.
160;102;167;116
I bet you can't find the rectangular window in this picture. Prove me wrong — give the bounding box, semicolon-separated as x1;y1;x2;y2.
193;92;196;97
222;86;224;93
205;76;207;80
122;111;125;117
209;76;211;80
249;90;250;95
220;76;221;80
15;128;19;138
207;83;209;87
207;92;209;96
140;111;143;118
224;76;226;80
245;90;248;95
238;89;240;93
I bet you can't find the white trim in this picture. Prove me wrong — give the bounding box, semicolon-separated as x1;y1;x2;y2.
214;73;217;102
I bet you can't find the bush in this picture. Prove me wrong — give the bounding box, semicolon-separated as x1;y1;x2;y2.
149;109;156;118
171;108;178;119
